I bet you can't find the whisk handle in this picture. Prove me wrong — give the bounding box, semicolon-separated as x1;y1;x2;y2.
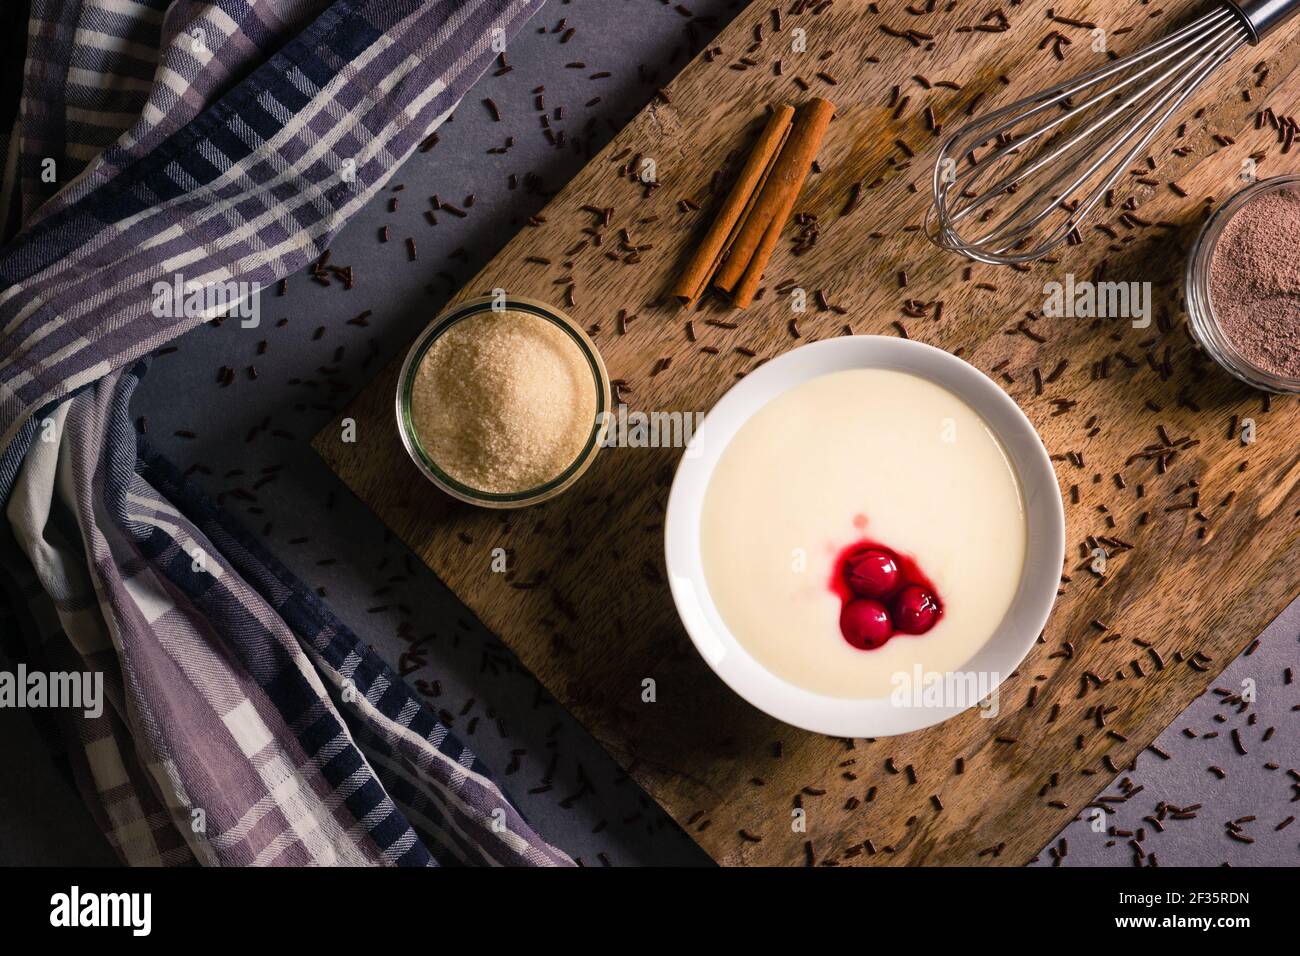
1222;0;1300;41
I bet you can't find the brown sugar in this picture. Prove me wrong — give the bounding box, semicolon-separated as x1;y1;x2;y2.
410;309;597;494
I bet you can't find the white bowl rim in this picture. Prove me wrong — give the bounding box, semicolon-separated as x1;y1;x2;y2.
663;335;1065;737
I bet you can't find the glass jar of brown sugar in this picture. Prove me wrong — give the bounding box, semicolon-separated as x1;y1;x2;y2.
395;295;610;508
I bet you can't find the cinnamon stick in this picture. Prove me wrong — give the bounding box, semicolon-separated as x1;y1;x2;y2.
669;105;795;306
715;97;835;307
730;212;785;309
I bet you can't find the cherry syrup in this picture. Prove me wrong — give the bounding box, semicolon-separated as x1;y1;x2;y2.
829;533;943;650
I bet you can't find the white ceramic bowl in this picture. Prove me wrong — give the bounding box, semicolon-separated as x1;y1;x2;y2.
664;336;1064;737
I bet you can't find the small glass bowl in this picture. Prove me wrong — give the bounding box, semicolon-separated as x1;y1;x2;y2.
1185;174;1300;394
395;295;610;509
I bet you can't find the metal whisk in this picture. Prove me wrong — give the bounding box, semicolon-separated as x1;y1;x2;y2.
929;0;1300;265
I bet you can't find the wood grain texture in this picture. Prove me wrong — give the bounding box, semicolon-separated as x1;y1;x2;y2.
314;0;1300;865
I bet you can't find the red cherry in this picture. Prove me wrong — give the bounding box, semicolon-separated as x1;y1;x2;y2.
839;599;894;650
893;585;941;635
844;549;901;599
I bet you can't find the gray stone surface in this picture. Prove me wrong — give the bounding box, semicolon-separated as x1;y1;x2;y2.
1033;598;1299;867
0;0;1294;867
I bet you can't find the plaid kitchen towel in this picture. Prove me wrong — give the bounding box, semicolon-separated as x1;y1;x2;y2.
0;0;573;866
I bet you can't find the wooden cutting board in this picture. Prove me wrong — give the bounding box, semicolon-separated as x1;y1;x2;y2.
315;0;1300;865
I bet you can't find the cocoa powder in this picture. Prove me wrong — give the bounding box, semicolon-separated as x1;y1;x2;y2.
1208;186;1300;380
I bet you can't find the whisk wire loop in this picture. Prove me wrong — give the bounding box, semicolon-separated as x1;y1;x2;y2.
929;6;1252;264
964;19;1247;255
